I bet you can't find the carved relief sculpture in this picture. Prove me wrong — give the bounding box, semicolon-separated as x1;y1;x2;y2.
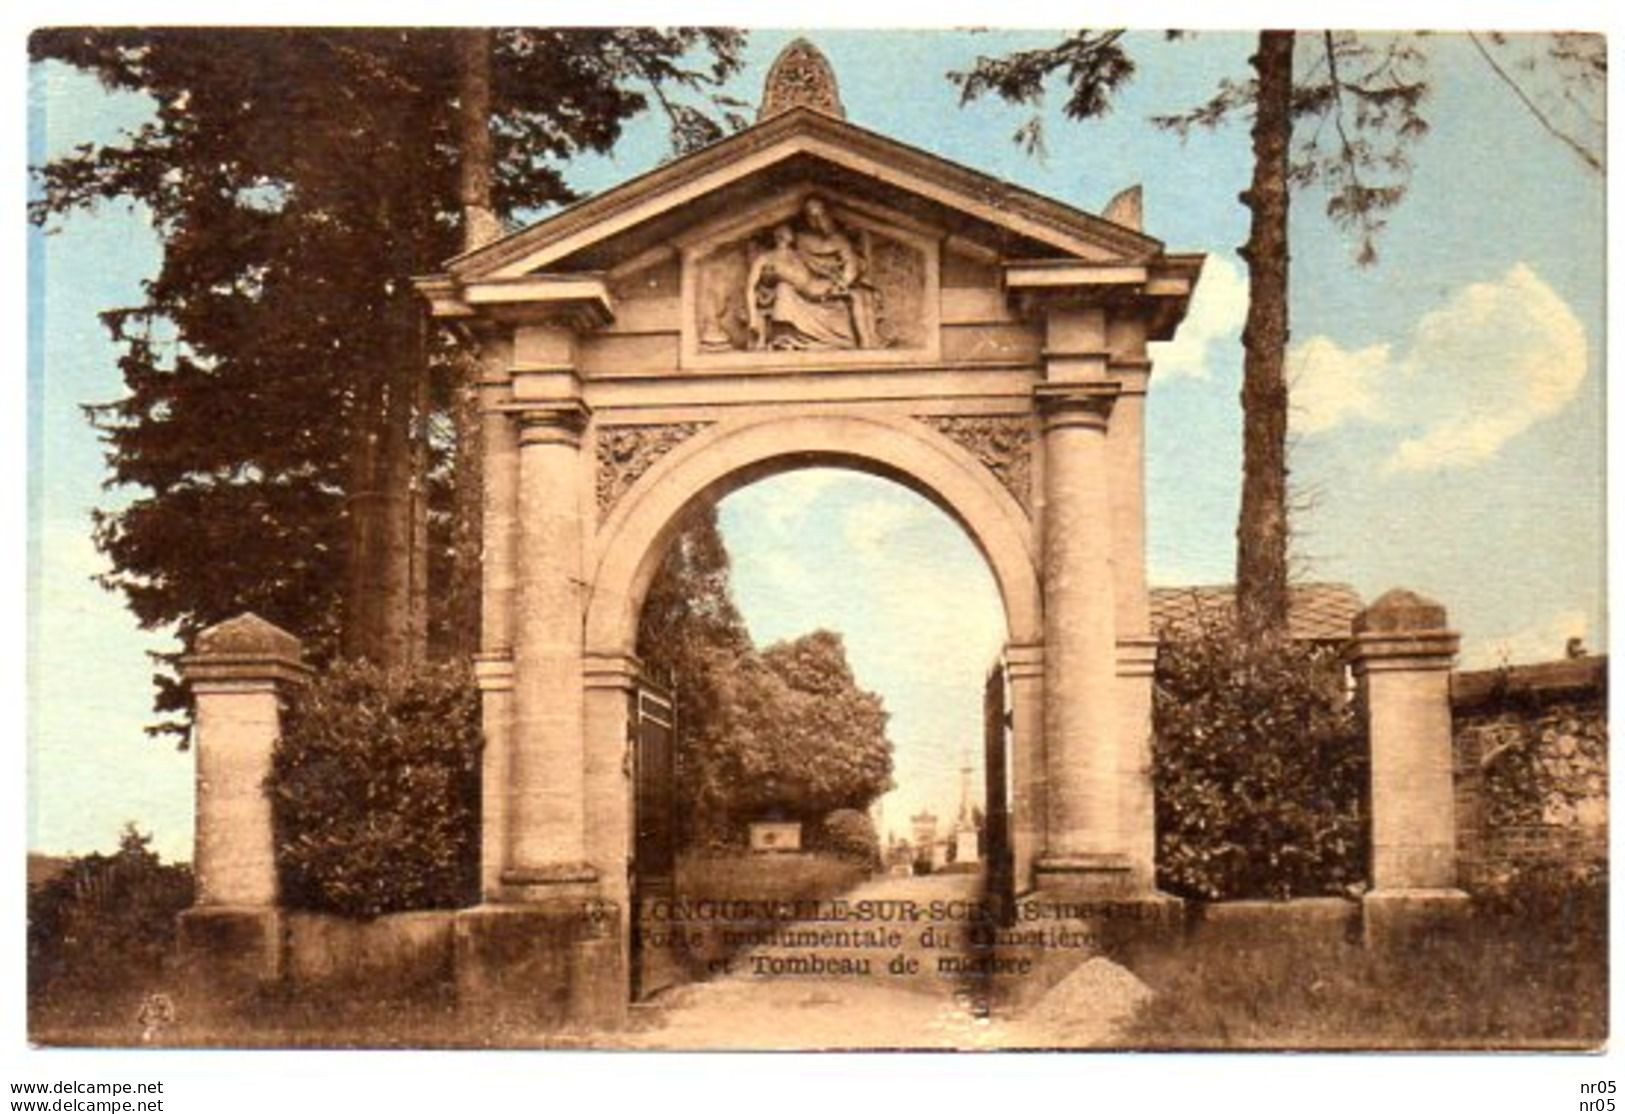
595;423;709;516
694;196;926;354
921;415;1035;515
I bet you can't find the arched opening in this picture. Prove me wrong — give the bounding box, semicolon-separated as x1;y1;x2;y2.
589;413;1037;1001
585;412;1041;659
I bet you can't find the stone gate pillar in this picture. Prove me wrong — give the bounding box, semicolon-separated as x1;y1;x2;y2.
1346;588;1470;946
176;612;309;987
451;307;624;1030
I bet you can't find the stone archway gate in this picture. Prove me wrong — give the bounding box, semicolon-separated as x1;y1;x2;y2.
175;43;1214;1027
413;45;1203;1024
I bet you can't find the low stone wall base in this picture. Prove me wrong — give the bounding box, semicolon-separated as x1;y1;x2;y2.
1187;897;1362;950
453;901;625;1030
1362;888;1471;949
176;907;283;995
285;911;453;992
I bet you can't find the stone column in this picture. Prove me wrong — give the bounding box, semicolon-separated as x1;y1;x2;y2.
505;400;594;888
1034;381;1128;893
1346;588;1470;946
475;332;518;900
176;613;309;985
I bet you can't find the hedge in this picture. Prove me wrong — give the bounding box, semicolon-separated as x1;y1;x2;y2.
1153;623;1367;901
269;660;481;917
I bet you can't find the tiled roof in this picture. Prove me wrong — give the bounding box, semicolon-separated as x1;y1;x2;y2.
1149;583;1363;643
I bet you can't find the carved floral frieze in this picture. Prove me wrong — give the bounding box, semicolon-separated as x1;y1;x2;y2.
595;422;710;517
920;415;1034;516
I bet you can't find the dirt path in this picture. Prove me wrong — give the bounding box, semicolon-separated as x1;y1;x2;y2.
622;871;1147;1050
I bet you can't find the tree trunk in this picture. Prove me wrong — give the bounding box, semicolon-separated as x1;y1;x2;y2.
343;362;386;661
373;305;424;669
1234;30;1294;645
444;27;501;661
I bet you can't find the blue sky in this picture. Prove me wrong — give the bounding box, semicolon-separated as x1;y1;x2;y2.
28;30;1605;857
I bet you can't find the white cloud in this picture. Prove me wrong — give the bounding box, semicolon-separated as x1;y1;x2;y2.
748;468;843;530
842;497;934;560
1289;335;1390;435
1149;254;1246;379
1288;264;1587;472
1461;608;1590;669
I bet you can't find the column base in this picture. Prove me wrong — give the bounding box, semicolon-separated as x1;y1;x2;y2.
1362;888;1471;950
176;906;284;996
1034;852;1137;898
454;899;624;1031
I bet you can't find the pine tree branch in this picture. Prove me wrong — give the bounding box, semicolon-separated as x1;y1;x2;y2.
1469;31;1603;173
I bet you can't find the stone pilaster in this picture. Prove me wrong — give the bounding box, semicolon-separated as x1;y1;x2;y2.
1033;381;1129;893
1106;322;1157;894
1345;588;1470;946
473;653;514;899
582;652;642;912
176;613;310;987
505;400;594;892
1115;637;1159;890
1004;643;1044;894
478;332;519;656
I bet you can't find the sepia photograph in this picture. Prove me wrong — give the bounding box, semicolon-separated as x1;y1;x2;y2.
19;12;1609;1079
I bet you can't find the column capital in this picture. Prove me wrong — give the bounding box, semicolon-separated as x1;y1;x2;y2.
514;400;591;448
1035;381;1121;431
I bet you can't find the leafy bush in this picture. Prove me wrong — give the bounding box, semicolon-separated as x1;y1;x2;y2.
818;808;881;867
677;631;894;846
270;660;481;917
1152;621;1367;900
28;825;194;993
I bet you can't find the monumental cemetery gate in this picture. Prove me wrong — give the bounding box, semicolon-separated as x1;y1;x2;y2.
175;40;1201;1025
416;39;1199;1024
173;42;1477;1027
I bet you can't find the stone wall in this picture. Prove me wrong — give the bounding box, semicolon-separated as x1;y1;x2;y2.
283;911;455;992
1452;656;1607;890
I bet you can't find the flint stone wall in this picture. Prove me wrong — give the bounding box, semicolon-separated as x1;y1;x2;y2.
1452;656;1607;889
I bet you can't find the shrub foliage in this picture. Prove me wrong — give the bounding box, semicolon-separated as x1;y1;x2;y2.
270;660;481;916
818;808;882;867
1152;620;1367;900
28;825;193;993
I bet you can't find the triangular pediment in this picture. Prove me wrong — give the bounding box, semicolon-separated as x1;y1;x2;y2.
442;107;1163;282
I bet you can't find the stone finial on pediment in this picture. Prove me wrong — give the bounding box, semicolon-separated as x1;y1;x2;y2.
758;38;846;122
